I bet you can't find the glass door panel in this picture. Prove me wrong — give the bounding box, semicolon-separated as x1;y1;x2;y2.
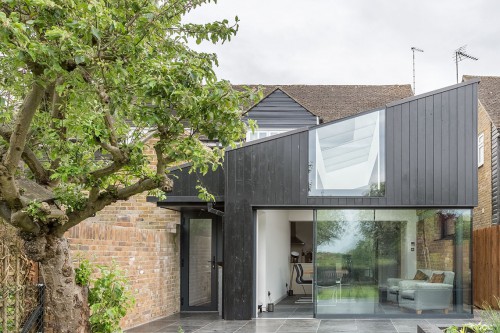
181;213;219;311
188;218;213;307
314;209;472;317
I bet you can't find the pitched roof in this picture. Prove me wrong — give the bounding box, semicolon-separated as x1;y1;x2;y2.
237;84;413;123
463;75;500;127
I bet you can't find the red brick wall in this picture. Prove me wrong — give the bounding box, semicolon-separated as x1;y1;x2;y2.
474;103;493;230
416;214;454;271
65;138;182;329
66;195;181;329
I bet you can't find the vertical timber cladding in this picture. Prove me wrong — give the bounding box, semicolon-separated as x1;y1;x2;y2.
168;165;225;198
222;81;478;320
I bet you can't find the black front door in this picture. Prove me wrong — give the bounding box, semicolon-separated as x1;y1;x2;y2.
180;211;221;311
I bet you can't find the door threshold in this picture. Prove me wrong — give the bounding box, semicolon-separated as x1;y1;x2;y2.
256;317;316;320
180;310;220;313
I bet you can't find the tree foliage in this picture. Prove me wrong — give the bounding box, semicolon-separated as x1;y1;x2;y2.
0;0;258;238
316;210;346;246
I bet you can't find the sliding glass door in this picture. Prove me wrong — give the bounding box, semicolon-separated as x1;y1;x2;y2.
314;209;472;317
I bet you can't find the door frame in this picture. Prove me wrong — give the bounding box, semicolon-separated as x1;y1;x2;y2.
180;210;221;312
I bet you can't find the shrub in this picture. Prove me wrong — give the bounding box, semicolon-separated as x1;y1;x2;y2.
75;259;135;333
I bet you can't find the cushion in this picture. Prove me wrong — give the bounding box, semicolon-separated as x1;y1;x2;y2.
429;273;445;283
413;270;428;281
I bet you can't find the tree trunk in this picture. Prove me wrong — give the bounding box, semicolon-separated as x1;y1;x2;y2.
25;235;90;333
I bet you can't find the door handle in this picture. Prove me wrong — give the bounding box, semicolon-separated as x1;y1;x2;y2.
207;256;216;269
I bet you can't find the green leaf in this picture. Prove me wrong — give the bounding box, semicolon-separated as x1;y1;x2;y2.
74;55;85;64
90;26;101;40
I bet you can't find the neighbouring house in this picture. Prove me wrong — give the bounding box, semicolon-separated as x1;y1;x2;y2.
463;75;500;229
462;75;500;308
151;80;478;320
65;83;416;329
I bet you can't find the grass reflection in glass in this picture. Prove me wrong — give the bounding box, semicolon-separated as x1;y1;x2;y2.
317;284;378;300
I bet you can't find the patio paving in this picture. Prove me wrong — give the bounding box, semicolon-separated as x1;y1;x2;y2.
125;312;484;333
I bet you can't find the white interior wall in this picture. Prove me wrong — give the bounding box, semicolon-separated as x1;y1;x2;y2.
256;210;290;311
256;211;266;312
288;210;313;221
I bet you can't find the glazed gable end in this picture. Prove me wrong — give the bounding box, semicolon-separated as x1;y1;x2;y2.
225;80;479;208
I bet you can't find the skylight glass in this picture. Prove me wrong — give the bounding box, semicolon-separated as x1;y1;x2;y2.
308;109;385;196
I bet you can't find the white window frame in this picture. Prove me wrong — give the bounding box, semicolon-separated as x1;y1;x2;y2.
478;133;485;167
246;128;293;142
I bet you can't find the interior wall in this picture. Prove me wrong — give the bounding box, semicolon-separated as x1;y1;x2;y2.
256;212;266;311
256;210;291;309
374;210;418;279
290;222;313;260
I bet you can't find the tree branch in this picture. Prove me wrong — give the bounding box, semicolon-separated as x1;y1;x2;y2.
0;125;51;184
0;202;41;234
3;81;45;173
0;164;22;209
10;210;41;234
88;161;125;180
54;176;172;236
80;68;121;150
95;138;126;162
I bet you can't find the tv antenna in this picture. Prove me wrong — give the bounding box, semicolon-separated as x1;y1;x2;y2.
411;47;424;94
454;45;478;83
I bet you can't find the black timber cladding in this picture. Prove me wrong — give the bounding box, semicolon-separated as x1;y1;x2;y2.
163;165;225;201
223;81;478;320
244;89;318;129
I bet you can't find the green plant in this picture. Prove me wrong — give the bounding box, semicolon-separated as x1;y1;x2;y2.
445;325;466;333
23;201;47;223
465;323;495;333
482;297;500;333
445;323;493;333
88;264;135;333
75;259;92;287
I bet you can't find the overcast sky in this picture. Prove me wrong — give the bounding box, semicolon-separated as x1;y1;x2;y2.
184;0;500;95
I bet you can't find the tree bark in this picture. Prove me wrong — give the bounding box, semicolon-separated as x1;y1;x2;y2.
25;235;90;333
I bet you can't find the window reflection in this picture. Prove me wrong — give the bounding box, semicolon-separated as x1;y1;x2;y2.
314;209;472;317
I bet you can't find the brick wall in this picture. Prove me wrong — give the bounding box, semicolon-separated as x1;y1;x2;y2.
473;103;493;230
415;211;472;306
65;138;182;329
416;214;454;271
66;195;181;329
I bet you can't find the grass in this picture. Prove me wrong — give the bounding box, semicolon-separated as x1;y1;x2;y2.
317;284;379;300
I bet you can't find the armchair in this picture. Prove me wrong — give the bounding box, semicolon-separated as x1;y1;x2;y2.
397;271;454;314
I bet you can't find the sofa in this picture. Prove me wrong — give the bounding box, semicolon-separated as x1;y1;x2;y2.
386;269;454;314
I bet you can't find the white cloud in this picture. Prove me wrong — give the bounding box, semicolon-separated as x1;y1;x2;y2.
184;0;500;94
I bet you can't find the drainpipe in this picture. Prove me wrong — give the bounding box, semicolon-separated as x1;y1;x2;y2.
207;203;224;217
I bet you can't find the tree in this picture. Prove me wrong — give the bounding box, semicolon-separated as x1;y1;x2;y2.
0;1;257;331
316;210;346;246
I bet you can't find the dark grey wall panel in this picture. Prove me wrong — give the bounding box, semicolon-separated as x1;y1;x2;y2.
409;100;419;203
401;103;410;205
425;96;434;203
393;104;403;204
223;81;478;320
441;92;451;203
244;89;318;129
449;88;459;204
417;97;426;205
166;165;225;199
433;93;442;205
